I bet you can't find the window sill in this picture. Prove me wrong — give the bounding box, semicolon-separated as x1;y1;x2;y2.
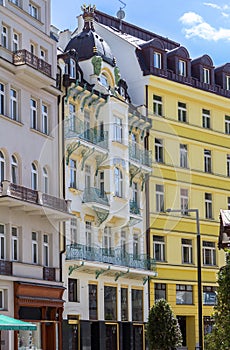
30;127;53;139
0;113;23;126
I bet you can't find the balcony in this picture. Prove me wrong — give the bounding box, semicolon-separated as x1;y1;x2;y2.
43;267;56;281
0;181;71;219
13;50;52;77
129;143;152;168
66;244;156;270
0;260;12;276
82;187;109;207
129;200;141;216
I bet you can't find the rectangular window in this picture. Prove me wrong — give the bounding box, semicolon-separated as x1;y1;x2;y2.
153;95;162;116
113;116;122;142
70;218;77;244
69;103;75;131
180;188;188;215
178;102;187;122
103;226;112;256
155;283;166;302
203;241;216;265
0;83;5;115
180;144;188;168
133;233;139;259
202;109;211;129
68;278;79;302
155;138;163;163
32;231;38;264
227;155;230;177
153;235;165;261
1;25;8;49
182;238;192;264
30;98;37;129
0;224;5;260
153;52;161;69
121;287;128;321
121;230;126;258
156;184;164;212
226;75;230;90
228;197;230;210
12;32;19;52
89;284;97;320
43;234;49;267
132;289;143;321
29;3;38;19
204;149;212;173
0;290;4;310
85;221;92;251
104;286;117;320
69;159;77;189
98;171;105;196
10;89;18;121
12;226;18;261
225;115;230;134
203;68;210;84
179;60;186;76
85;164;91;189
205;193;212;219
203;286;216;305
40;48;45;60
176;285;193;304
42;104;48;134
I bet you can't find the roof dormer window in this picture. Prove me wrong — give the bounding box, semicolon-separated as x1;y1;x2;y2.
179;60;186;77
153;52;161;69
203;68;210;84
100;73;109;88
226;75;230;90
69;58;76;79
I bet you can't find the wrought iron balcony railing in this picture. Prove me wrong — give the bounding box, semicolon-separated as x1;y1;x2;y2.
129;143;152;167
66;244;156;270
129;200;141;215
82;187;109;206
13;50;52;77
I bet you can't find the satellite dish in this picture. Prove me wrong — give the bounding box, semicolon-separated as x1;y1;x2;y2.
117;9;125;20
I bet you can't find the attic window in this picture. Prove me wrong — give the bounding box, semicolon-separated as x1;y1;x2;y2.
100;73;109;88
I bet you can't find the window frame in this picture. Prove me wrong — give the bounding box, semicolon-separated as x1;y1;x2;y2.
114;167;123;197
203;241;216;266
155;138;163;163
204;149;212;173
203;68;210;84
225;115;230;134
0;224;5;260
31;231;38;264
11;155;18;184
205;193;212;219
42;104;48;135
156;184;164;212
176;284;193;305
0;151;5;183
30;98;37;130
0;83;5;116
10;88;18;121
178;60;186;76
178;102;187;122
153;52;161;69
43;234;49;267
180;188;188;215
153;235;165;262
153;94;162;116
31;162;38;190
68;278;79;302
113;116;122;143
69;159;77;189
1;25;8;49
180;144;188;168
29;2;39;19
181;238;192;264
202;109;211;129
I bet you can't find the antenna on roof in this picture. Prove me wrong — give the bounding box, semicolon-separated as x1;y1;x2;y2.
116;0;126;30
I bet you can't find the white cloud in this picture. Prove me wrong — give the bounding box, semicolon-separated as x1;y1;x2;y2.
203;2;230;17
179;11;230;41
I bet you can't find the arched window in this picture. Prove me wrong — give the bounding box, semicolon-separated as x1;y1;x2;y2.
0;151;5;183
31;163;38;190
11;155;18;184
43;167;48;194
114;167;122;197
69;58;76;79
100;73;109;88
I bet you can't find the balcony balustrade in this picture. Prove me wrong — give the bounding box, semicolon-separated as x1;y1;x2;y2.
0;260;12;276
129;143;152;167
13;49;52;77
66;244;155;270
82;187;109;206
129;200;141;216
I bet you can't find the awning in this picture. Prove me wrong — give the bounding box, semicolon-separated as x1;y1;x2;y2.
0;315;37;331
219;209;230;249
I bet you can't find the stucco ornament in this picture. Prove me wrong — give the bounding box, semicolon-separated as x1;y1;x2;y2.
92;56;102;75
114;66;121;85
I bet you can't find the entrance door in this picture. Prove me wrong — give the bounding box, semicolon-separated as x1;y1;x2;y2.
133;325;143;350
45;323;55;349
105;324;117;350
177;316;187;347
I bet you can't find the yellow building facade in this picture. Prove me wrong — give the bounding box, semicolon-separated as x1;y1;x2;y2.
148;74;228;349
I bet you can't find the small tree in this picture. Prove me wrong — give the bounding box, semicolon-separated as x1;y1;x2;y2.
205;252;230;350
146;299;182;350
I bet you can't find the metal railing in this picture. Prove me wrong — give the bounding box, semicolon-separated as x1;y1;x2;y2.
13;50;52;77
82;187;109;206
129;143;152;167
66;244;156;270
129;200;141;215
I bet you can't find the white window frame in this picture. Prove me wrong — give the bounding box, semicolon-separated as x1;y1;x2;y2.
133;233;139;259
180;144;188;168
227;155;230;177
1;25;8;49
180;188;188;215
85;164;91;189
179;60;186;76
0;83;5;115
203;241;216;265
103;226;112;255
0;151;5;183
155;138;163;163
156;184;164;212
203;68;210;84
43;234;49;267
0;224;5;260
31;163;38;190
226;75;230;90
12;32;19;52
153;235;165;261
114;167;122;197
153;95;162;116
178;102;187;122
70;159;77;189
42;167;48;194
40;48;45;60
10;88;18;121
29;3;38;19
85;221;92;251
42;104;48;134
153;52;161;69
70;218;77;244
225;115;230;134
113;116;122;142
11;226;19;261
30;98;37;129
202;109;211;129
204;149;212;173
98;171;105;196
70;58;76;79
11;155;18;184
121;230;126;257
32;231;38;264
205;193;212;219
182;238;192;264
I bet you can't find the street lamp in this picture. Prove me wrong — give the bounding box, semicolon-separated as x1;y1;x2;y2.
166;208;203;350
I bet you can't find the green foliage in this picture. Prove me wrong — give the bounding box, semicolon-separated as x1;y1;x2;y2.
146;299;182;350
205;252;230;350
91;56;102;76
114;66;121;85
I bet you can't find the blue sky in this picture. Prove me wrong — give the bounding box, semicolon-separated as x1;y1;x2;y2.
51;0;230;67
